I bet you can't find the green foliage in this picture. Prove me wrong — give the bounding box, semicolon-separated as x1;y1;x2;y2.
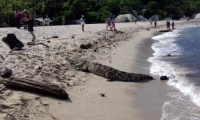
146;1;158;13
1;0;200;26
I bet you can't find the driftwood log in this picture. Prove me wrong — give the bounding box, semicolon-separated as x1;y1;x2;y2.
80;43;92;49
27;42;49;48
159;30;170;32
0;77;68;99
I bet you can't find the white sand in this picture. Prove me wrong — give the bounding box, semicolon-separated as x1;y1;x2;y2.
0;20;199;120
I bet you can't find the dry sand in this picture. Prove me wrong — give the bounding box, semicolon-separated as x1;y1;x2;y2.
0;20;199;120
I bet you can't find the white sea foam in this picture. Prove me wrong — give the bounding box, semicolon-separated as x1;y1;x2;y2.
148;25;200;119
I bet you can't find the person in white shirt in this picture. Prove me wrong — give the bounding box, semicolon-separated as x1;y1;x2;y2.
44;15;50;26
80;15;85;32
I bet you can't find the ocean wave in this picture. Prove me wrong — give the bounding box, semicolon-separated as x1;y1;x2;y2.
148;25;200;119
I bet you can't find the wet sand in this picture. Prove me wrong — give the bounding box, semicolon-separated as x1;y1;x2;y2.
0;20;199;120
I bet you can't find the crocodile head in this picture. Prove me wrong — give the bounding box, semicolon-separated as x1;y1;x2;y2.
66;58;90;72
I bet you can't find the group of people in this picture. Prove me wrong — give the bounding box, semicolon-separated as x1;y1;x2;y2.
14;9;36;39
166;20;175;31
150;18;157;28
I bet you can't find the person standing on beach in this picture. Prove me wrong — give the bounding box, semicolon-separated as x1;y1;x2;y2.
106;17;112;31
80;15;85;32
110;17;116;31
187;17;190;22
133;17;137;25
14;9;21;29
23;10;36;40
166;20;171;31
45;15;50;26
150;18;153;25
62;16;65;25
21;9;29;29
154;19;157;28
172;21;175;30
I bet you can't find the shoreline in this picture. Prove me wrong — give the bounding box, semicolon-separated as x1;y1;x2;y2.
0;20;199;120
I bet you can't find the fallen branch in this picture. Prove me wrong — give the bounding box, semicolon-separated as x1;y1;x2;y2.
27;42;49;48
0;77;68;100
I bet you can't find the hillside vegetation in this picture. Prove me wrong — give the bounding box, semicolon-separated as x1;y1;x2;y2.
0;0;200;26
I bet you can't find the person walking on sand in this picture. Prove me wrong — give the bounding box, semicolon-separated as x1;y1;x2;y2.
14;9;21;29
62;16;65;25
106;17;112;31
23;10;36;40
80;15;85;32
154;19;157;28
110;17;116;31
172;21;175;30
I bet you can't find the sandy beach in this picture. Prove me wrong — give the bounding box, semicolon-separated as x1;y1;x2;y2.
0;20;199;120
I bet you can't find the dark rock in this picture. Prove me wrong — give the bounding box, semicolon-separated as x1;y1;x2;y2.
167;54;171;57
80;43;92;49
2;34;24;50
160;76;169;80
1;69;12;78
100;93;105;97
93;48;98;52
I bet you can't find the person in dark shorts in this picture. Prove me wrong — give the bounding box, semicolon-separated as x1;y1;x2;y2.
23;10;36;40
166;20;171;31
172;21;175;30
154;19;157;28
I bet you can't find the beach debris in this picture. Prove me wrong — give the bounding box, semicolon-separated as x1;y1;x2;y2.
93;48;98;52
0;55;4;62
34;66;42;70
100;93;105;97
2;34;24;50
0;69;12;78
159;30;170;32
66;58;154;82
167;54;171;57
160;76;169;80
45;36;59;40
27;42;49;48
80;42;92;49
146;28;150;30
0;77;69;99
51;36;59;38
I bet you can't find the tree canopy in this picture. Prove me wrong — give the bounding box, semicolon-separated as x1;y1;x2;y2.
0;0;200;27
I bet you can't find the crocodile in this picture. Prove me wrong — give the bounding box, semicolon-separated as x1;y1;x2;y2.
66;59;154;82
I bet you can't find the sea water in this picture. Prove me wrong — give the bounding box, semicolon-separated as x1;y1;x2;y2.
148;24;200;120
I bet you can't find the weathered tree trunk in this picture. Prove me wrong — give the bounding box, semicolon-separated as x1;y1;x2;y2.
1;77;68;100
